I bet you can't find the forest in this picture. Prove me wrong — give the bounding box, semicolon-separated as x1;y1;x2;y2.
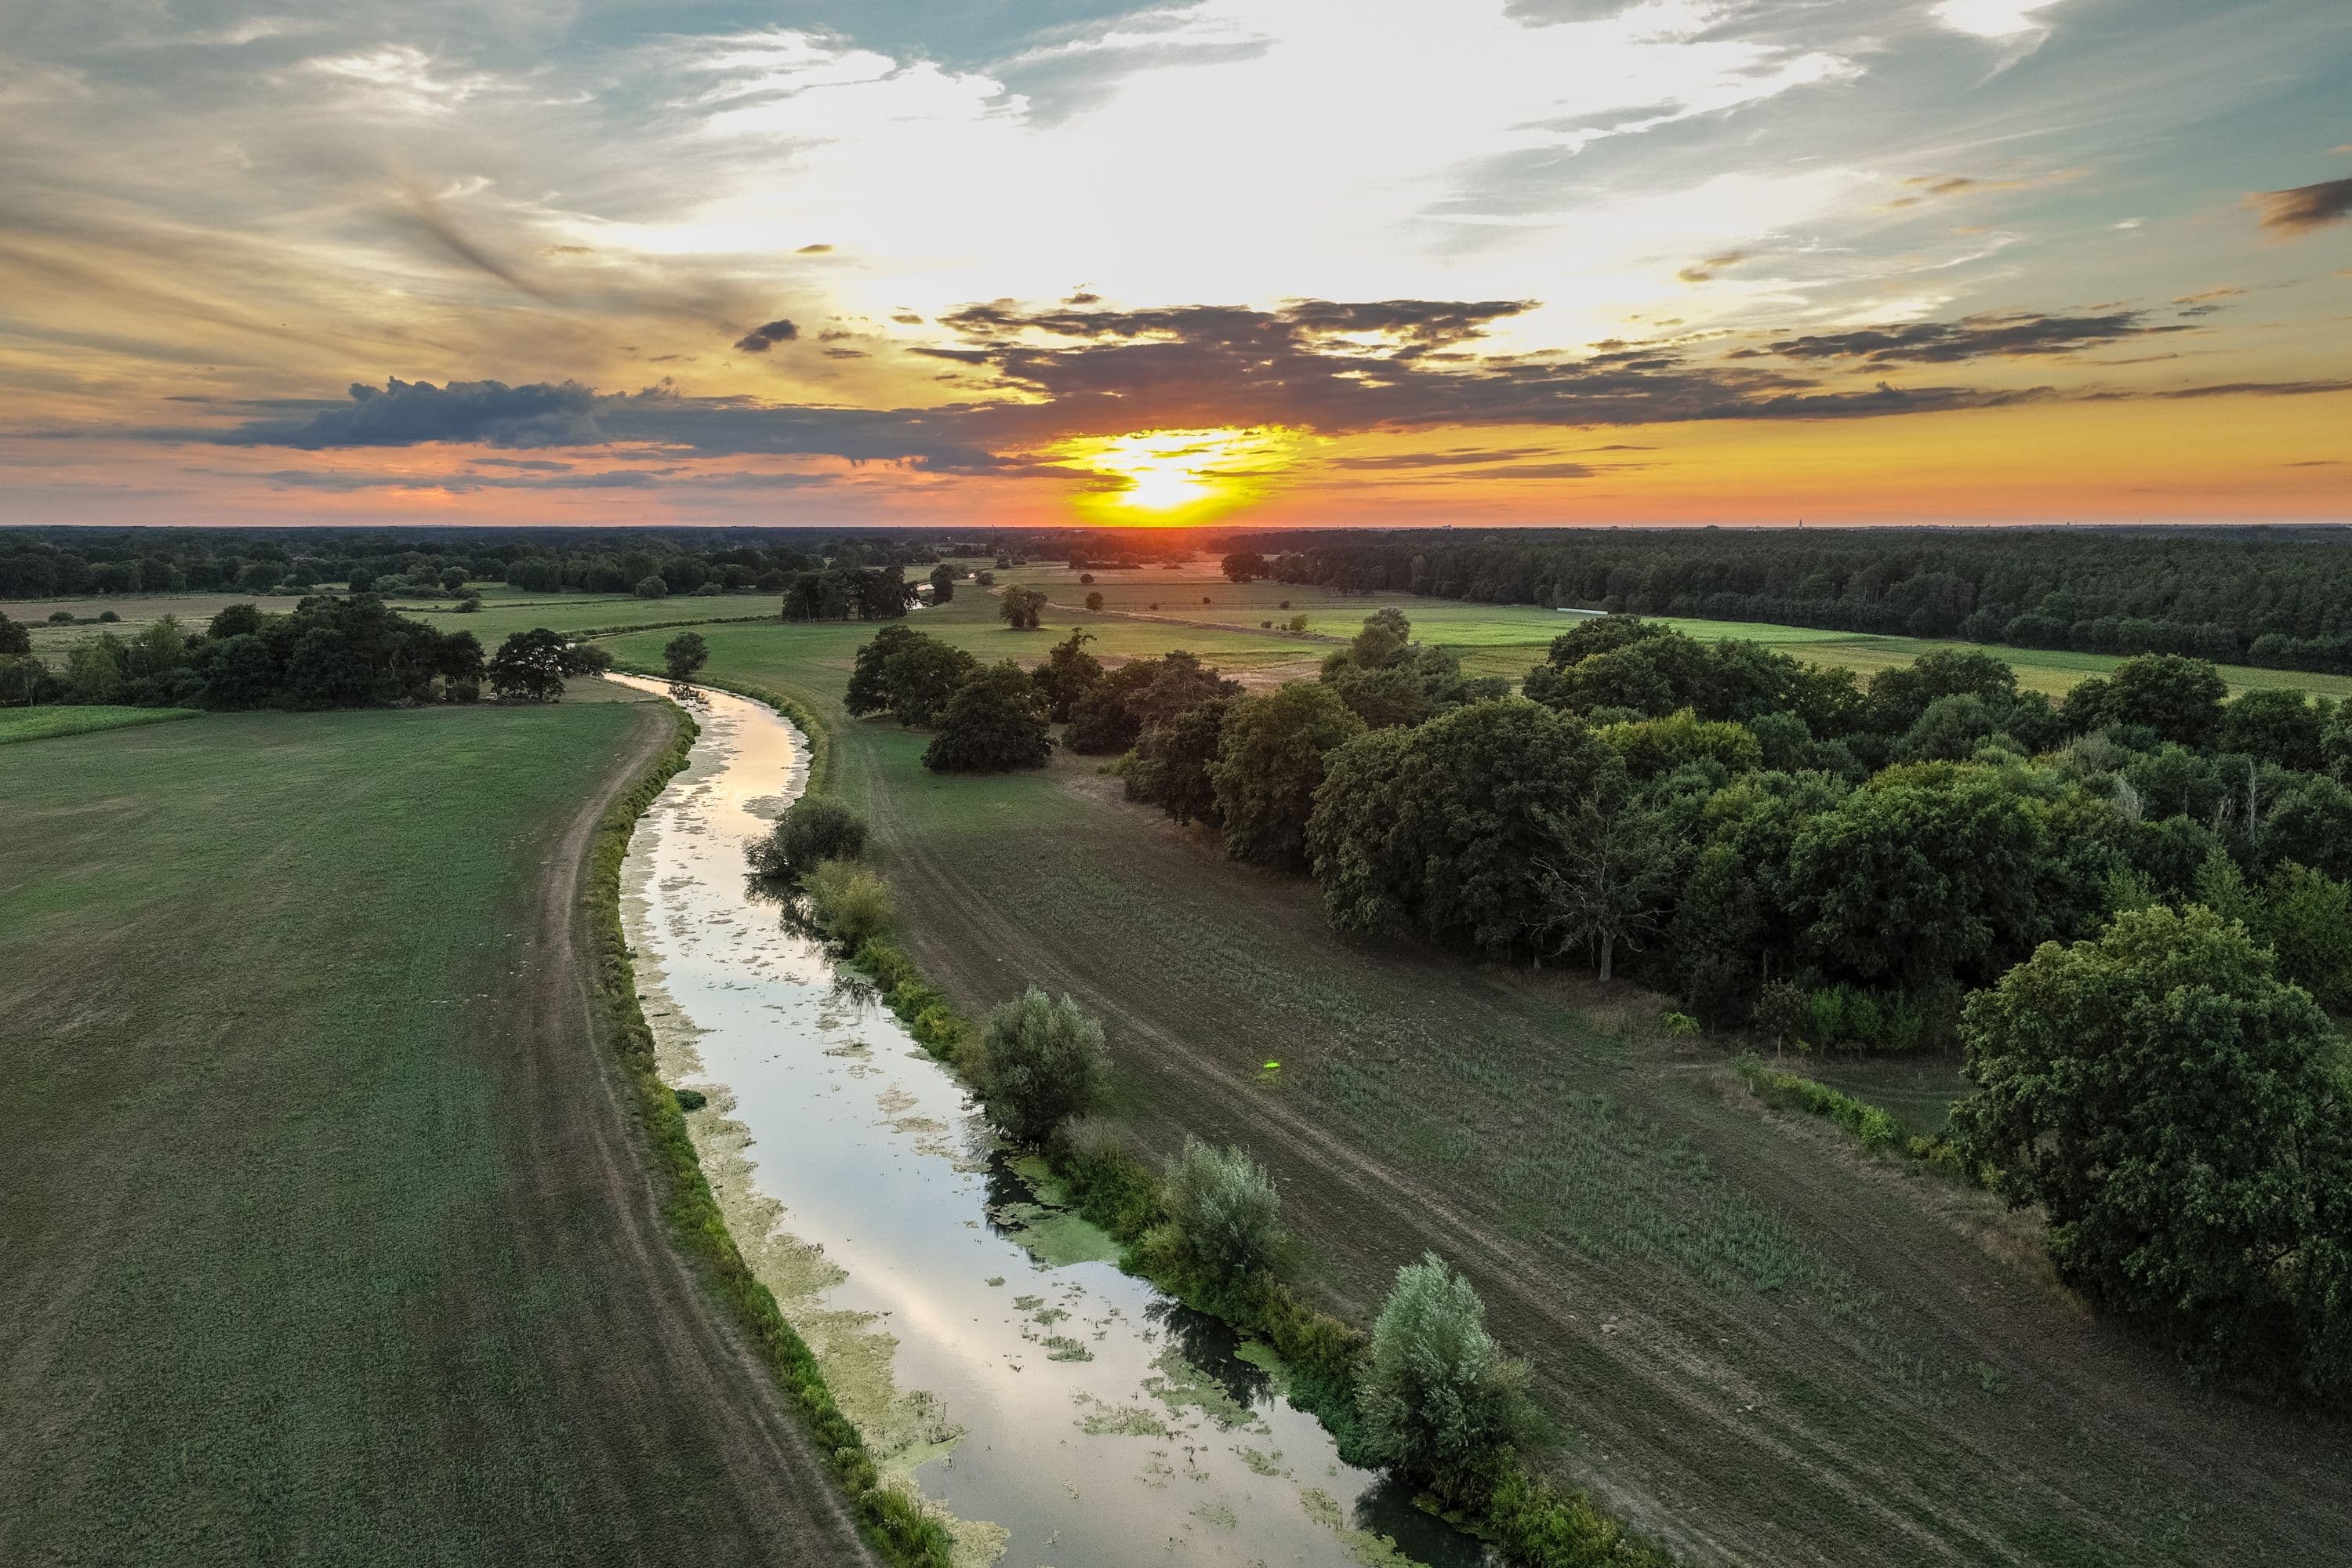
848;607;2352;1395
1219;527;2352;674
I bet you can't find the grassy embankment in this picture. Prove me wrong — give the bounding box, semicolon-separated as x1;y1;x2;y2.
0;700;881;1567
1000;560;2352;700
606;600;2352;1568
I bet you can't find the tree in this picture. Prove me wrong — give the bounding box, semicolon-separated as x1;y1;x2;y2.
0;612;27;657
978;986;1107;1143
1951;906;2352;1386
1596;708;1762;780
662;631;710;681
927;564;956;604
749;798;869;881
1221;551;1269;583
487;628;572;701
1308;699;1623;953
634;574;670;599
1788;764;2105;990
439;566;469;592
2103;654;2228;746
998;584;1048;629
2219;688;2327;771
1030;629;1104;722
1527;793;1681;980
881;638;979;727
209;602;264;639
1084;590;1105;612
1160;1138;1283;1279
1125;696;1234;825
1210;681;1365;869
845;623;921;715
924;661;1051;771
1358;1254;1534;1495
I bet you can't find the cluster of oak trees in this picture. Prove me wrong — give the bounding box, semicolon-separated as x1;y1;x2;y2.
0;599;606;708
847;608;2352;1388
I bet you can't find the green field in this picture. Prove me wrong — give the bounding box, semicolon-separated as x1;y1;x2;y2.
1004;559;2352;700
382;583;782;642
0;700;870;1566
612;601;2352;1567
0;704;198;744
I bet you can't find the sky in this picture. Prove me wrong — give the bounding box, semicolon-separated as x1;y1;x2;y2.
1;0;2347;530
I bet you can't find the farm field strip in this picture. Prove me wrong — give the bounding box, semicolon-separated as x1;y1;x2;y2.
0;704;199;744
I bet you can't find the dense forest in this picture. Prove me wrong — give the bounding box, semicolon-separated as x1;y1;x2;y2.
853;609;2352;1394
1220;527;2352;674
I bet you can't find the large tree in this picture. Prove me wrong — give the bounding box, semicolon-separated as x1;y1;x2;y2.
1951;906;2352;1387
881;637;980;728
1210;681;1365;869
924;661;1051;771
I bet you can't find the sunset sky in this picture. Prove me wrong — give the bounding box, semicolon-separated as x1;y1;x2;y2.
2;0;2348;529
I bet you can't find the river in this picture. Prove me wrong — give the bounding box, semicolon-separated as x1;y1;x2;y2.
611;676;1494;1568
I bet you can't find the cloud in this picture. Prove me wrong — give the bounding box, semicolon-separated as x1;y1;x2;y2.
1329;446;1555;470
2247;178;2352;237
1678;252;1750;284
1765;310;2186;365
733;318;800;352
796;243;833;254
1931;0;2067;42
397;181;551;301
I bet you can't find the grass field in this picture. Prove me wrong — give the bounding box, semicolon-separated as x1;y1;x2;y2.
615;601;2352;1568
382;583;782;642
0;705;198;744
0;700;873;1566
1004;559;2352;700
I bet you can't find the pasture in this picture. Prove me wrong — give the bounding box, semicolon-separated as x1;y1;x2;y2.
611;600;2352;1568
0;704;198;744
0;699;870;1567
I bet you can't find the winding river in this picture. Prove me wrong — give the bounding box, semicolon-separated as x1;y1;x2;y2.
611;676;1494;1568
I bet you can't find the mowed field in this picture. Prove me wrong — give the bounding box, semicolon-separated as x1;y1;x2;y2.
1001;560;2352;700
610;603;2352;1568
0;699;873;1566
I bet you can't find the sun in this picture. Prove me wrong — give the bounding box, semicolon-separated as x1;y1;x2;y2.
1051;426;1305;525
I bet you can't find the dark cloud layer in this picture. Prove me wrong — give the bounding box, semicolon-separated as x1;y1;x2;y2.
1764;310;2187;365
2248;177;2352;236
189;292;2352;474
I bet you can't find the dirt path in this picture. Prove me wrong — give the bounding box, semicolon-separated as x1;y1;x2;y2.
831;720;2352;1568
497;696;881;1566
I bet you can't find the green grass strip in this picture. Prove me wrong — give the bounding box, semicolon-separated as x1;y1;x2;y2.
0;706;201;745
586;700;952;1568
1729;1053;1971;1178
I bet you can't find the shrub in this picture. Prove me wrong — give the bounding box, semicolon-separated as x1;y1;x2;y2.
978;985;1107;1143
663;630;710;681
1287;613;1308;633
749;797;869;882
1160;1137;1284;1280
1358;1253;1534;1498
801;858;896;949
1085;591;1105;612
634;574;670;598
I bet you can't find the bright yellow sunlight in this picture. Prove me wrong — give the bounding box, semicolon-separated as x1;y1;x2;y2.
1051;426;1306;525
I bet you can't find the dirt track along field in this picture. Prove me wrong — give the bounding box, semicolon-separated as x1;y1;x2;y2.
0;698;877;1568
612;606;2352;1568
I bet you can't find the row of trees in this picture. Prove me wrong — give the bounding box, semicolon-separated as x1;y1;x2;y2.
1214;527;2352;674
0;526;988;603
0;599;607;708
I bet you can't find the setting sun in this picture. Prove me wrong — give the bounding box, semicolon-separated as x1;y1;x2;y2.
1051;426;1306;525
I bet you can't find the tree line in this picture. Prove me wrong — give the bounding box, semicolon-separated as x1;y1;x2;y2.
1215;526;2352;675
846;607;2352;1392
0;598;608;709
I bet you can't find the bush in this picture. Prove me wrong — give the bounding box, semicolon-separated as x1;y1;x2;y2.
1358;1253;1534;1497
749;797;869;882
1159;1137;1284;1280
663;630;710;681
978;985;1107;1143
801;858;896;949
634;574;670;599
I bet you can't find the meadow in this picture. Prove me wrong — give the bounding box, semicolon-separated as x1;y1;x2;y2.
0;704;198;744
0;700;872;1567
605;596;2352;1568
